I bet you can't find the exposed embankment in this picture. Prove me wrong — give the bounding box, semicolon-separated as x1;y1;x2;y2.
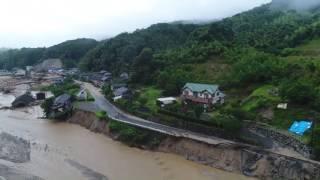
68;110;110;135
159;138;320;180
68;110;320;180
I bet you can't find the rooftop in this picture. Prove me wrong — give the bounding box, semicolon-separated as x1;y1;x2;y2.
113;87;129;97
183;83;219;94
54;94;71;105
157;97;176;102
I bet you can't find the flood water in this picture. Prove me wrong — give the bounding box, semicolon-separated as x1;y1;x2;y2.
0;96;252;180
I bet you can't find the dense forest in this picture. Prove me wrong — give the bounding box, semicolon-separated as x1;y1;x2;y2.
77;1;320;89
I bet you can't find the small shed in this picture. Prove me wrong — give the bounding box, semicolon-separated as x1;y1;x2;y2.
156;97;177;107
277;103;288;109
36;92;46;100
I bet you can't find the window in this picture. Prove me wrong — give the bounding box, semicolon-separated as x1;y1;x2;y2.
194;92;198;97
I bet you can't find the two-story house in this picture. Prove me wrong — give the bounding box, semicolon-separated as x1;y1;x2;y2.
181;83;225;108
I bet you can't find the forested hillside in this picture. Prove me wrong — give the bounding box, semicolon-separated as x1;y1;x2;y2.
0;38;97;69
80;2;320;74
76;0;320;157
76;1;320;93
79;23;198;72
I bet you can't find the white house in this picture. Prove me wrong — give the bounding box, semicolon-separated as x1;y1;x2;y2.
181;83;225;107
156;97;177;107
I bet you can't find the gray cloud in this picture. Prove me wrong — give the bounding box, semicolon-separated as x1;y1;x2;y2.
0;0;270;48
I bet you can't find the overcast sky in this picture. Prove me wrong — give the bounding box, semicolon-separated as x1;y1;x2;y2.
0;0;270;48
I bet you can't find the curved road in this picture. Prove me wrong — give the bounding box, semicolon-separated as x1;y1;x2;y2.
78;81;320;165
81;82;235;146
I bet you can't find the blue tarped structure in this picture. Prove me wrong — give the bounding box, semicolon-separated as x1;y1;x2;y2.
289;120;312;136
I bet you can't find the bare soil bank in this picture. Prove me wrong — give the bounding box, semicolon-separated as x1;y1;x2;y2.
68;110;320;180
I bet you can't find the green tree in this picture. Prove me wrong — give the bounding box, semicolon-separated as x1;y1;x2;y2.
138;97;148;107
102;85;112;98
280;78;317;105
215;114;243;132
194;105;204;119
228;49;284;86
41;97;54;118
131;48;155;84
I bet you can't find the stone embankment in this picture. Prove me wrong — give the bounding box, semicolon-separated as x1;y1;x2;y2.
248;124;312;158
68;110;320;180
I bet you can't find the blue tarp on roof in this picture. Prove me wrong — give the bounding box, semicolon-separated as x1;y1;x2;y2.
289;120;312;136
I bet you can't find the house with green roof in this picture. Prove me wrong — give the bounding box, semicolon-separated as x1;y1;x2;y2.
181;83;225;107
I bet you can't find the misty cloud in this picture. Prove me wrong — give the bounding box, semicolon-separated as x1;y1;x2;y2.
271;0;320;11
0;0;270;48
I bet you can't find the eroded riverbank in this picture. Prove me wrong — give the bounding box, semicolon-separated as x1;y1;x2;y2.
69;109;320;180
0;105;253;180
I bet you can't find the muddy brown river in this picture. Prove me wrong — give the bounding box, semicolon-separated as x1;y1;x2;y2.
0;95;252;180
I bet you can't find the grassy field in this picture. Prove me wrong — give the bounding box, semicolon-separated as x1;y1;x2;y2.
241;85;281;112
139;87;162;112
283;38;320;65
296;38;320;55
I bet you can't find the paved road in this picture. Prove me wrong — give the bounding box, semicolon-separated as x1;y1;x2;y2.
81;82;236;146
78;82;320;164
